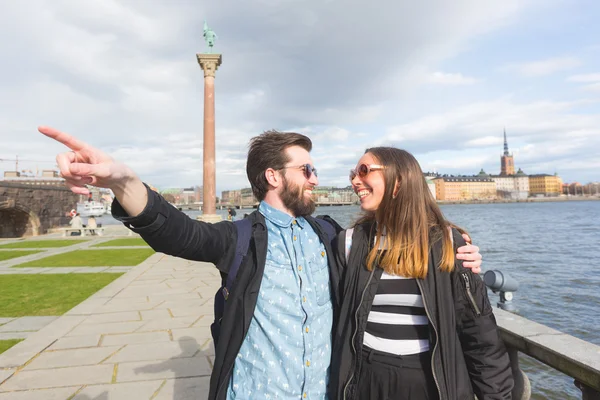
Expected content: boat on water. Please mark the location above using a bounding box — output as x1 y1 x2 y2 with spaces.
76 201 107 218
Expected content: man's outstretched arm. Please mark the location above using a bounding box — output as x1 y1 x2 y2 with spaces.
38 126 148 217
39 125 235 267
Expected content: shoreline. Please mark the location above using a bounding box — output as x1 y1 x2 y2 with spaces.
437 196 600 205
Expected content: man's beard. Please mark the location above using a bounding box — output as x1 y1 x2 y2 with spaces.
280 176 316 217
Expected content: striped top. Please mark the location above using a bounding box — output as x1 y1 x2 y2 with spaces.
363 271 430 355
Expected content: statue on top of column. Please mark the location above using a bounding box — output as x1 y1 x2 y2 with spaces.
203 20 218 53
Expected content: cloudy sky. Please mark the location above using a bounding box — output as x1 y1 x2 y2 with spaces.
1 0 599 193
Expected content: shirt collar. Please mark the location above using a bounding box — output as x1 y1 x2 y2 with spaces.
259 201 307 228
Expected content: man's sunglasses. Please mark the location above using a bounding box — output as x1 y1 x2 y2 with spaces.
349 163 386 181
281 164 318 179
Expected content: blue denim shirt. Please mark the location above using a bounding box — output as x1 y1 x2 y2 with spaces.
227 201 333 399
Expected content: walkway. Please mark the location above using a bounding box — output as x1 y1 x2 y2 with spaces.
0 246 220 399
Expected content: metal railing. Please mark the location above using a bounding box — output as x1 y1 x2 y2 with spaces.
484 270 600 400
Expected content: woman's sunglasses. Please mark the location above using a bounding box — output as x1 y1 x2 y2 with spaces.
282 164 318 180
349 163 386 181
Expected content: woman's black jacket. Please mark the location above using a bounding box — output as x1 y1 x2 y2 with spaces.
329 223 514 400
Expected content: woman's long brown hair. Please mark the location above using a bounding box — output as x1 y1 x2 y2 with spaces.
355 147 460 278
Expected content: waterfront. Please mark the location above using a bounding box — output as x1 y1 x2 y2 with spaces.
96 200 600 399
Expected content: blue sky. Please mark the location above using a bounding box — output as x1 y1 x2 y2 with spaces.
0 0 598 193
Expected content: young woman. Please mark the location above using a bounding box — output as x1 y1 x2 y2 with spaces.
330 147 513 400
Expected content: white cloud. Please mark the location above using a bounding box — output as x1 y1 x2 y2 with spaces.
567 73 600 92
502 57 581 77
567 73 600 82
426 72 480 85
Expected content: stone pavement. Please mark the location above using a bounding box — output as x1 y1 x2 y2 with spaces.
0 317 60 340
0 252 221 399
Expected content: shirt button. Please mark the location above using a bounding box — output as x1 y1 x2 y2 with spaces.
294 236 297 241
306 360 311 367
293 220 297 225
321 251 325 257
305 327 309 333
303 296 307 303
303 393 307 398
298 265 302 271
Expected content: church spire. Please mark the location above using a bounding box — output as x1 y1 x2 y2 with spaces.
503 128 510 156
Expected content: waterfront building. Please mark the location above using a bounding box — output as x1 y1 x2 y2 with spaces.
426 178 436 200
221 189 242 205
529 174 563 197
434 176 496 201
313 186 358 203
1 170 64 187
180 187 197 204
240 187 257 206
482 168 529 200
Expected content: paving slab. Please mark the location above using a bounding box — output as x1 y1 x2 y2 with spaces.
66 321 146 337
0 315 86 368
23 345 122 370
1 364 114 390
0 386 80 400
48 334 101 351
0 332 32 340
101 331 171 346
0 317 59 333
82 311 141 325
72 380 163 399
117 357 212 382
154 376 211 400
103 340 199 363
0 369 16 384
138 317 197 332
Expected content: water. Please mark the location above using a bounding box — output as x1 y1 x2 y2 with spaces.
98 200 600 398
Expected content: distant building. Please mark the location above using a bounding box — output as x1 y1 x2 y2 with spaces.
194 186 203 203
180 187 197 204
483 168 529 200
434 176 496 201
240 188 257 206
221 189 242 205
500 129 515 176
563 182 583 196
2 170 64 187
313 186 358 203
426 179 436 200
529 174 563 197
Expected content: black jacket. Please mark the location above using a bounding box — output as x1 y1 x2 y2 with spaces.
329 222 514 400
112 186 340 400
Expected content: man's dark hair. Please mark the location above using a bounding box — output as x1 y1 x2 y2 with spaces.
246 130 312 201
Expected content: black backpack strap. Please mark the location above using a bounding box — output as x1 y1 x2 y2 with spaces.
314 215 344 243
223 218 252 300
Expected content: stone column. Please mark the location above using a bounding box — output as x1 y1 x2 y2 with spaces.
196 53 222 223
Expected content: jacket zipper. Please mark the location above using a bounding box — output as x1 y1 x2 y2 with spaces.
416 279 442 400
461 273 481 316
343 267 376 400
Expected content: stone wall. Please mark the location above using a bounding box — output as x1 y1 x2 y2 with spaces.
0 183 79 238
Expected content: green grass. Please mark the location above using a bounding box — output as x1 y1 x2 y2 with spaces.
0 250 43 262
0 273 124 316
0 240 88 249
12 248 155 268
92 238 149 247
0 339 23 354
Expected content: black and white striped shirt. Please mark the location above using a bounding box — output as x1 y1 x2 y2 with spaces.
363 271 430 355
345 228 431 355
